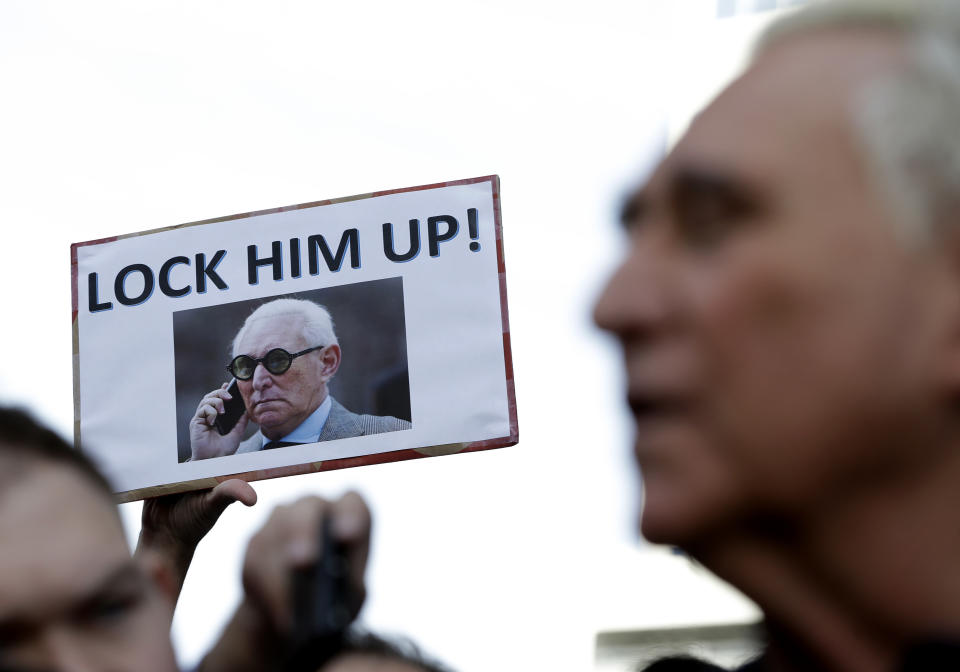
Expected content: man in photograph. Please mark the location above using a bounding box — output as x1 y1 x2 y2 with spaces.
190 298 410 461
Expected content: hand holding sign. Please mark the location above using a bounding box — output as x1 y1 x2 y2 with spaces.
137 478 258 602
190 382 249 460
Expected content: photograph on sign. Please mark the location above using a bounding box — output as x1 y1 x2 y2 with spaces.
71 176 517 501
173 279 411 463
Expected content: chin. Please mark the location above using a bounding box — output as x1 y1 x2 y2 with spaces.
639 481 739 548
639 506 690 546
255 413 289 432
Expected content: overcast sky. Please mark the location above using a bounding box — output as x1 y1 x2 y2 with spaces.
0 2 785 669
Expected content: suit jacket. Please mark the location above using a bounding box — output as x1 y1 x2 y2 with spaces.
235 396 411 454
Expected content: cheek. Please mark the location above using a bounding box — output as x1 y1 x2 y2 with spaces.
687 254 935 509
695 255 815 367
692 258 814 419
282 370 307 400
682 253 851 502
287 364 321 404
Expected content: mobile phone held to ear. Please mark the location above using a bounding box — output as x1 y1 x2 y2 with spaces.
214 379 246 435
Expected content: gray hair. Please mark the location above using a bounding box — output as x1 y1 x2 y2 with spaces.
758 0 960 243
232 298 339 357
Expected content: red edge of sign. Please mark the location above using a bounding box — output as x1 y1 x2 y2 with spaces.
490 176 520 445
76 175 517 501
114 433 520 503
71 237 119 324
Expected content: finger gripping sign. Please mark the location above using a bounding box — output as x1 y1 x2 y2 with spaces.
71 176 518 502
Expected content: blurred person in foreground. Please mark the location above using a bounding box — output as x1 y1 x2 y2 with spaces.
0 407 445 672
594 1 960 670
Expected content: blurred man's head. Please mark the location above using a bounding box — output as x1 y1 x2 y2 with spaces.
230 299 342 440
0 408 178 672
594 0 960 546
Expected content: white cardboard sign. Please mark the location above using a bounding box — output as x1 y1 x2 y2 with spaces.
71 176 517 501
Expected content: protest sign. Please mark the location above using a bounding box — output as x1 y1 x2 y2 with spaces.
71 176 517 502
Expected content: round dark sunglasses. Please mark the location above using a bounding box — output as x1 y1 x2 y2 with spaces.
227 345 325 381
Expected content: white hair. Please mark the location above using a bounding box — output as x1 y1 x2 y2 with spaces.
757 0 960 244
232 298 338 357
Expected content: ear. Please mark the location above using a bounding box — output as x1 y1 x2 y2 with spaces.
318 344 341 381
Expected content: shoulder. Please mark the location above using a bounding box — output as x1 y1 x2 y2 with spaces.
326 398 411 437
235 432 263 453
355 412 412 433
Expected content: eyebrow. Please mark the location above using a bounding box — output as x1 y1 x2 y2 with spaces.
68 563 146 622
669 164 759 211
619 162 762 229
0 562 145 643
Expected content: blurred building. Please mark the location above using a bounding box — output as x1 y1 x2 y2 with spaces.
596 622 761 672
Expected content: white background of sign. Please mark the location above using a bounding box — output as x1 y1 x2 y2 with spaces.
75 181 510 494
0 3 782 671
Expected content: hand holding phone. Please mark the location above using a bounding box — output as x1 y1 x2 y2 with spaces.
189 380 248 460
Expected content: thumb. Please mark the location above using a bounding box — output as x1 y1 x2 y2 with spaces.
205 479 258 520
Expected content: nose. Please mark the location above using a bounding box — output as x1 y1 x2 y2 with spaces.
251 361 276 391
593 233 672 340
